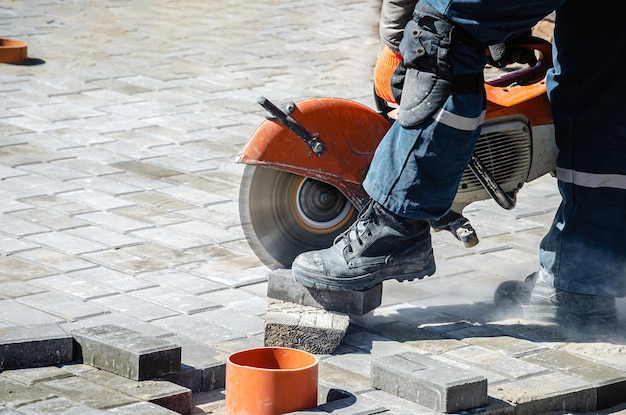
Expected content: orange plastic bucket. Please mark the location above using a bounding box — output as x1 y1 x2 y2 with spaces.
0 39 27 64
226 347 318 415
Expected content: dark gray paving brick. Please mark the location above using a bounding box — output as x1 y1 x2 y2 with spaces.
71 365 192 415
35 376 140 410
520 348 626 410
71 324 181 381
0 324 73 370
371 352 488 413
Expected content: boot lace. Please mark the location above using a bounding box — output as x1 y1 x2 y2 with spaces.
333 200 379 255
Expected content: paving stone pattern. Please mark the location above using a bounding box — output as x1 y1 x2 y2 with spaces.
1 1 625 414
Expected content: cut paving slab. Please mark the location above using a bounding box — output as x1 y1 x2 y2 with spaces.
71 324 181 381
267 268 382 316
0 324 73 370
264 299 350 354
371 351 488 413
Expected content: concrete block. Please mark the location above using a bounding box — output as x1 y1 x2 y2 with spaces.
0 324 73 370
264 300 350 354
201 361 226 392
267 268 381 316
36 376 139 409
71 324 181 381
371 352 488 413
520 349 626 410
69 361 193 415
489 372 596 415
160 363 203 393
0 376 56 409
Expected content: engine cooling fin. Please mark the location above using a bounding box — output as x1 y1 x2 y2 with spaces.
458 116 532 195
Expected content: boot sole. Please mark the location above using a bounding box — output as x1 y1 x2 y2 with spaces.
293 257 436 291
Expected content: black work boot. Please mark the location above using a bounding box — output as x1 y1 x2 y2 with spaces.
429 210 479 248
494 273 618 335
292 200 435 291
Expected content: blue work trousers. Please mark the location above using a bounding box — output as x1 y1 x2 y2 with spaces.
364 0 626 297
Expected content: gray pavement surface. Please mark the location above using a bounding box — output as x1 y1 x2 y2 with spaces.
1 0 625 414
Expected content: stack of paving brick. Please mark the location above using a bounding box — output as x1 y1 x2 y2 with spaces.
1 324 192 414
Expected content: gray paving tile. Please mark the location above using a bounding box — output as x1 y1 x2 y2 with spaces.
16 292 110 322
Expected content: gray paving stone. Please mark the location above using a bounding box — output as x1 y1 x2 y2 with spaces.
127 286 221 315
75 210 153 233
0 324 73 370
35 375 140 410
66 226 144 249
141 270 226 295
157 185 230 207
80 249 169 276
129 227 208 250
14 248 98 273
7 174 84 195
443 344 551 381
0 215 49 237
69 176 144 196
520 348 626 410
149 314 243 344
18 194 96 216
59 312 174 340
0 300 64 325
13 396 108 415
460 332 549 357
16 291 110 322
0 199 33 215
190 307 265 337
0 376 56 409
489 371 596 415
1 366 74 386
69 267 158 293
19 163 91 182
0 281 47 300
267 268 382 316
371 352 488 413
71 365 192 414
71 324 181 381
192 267 268 289
118 191 198 212
362 390 514 415
113 205 189 227
8 208 88 232
24 231 106 255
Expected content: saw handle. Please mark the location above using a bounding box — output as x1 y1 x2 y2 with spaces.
257 96 326 156
486 37 553 87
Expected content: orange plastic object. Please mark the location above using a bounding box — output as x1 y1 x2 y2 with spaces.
236 98 390 210
226 347 319 415
0 39 27 63
374 45 401 104
485 80 552 125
